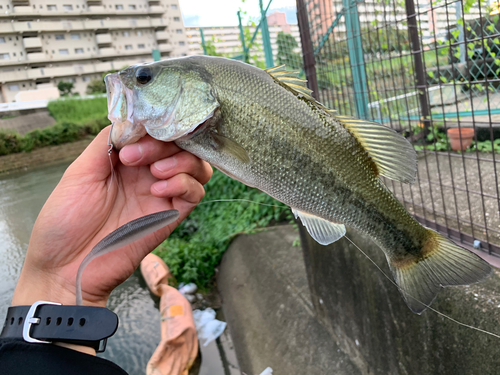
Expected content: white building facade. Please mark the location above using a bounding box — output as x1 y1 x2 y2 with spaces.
0 0 189 102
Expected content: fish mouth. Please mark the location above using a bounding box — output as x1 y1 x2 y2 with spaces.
105 73 146 150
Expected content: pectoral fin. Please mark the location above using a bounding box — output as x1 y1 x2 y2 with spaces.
211 132 250 163
292 208 346 245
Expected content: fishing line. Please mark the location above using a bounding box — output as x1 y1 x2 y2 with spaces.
344 235 500 340
199 198 287 208
176 197 500 338
107 123 116 191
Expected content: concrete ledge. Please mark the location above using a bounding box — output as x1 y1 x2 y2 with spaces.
217 225 361 375
219 225 500 374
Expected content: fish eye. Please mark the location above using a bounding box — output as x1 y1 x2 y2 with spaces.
136 67 152 85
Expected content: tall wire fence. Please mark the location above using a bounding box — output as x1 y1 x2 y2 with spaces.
196 0 500 257
297 0 500 256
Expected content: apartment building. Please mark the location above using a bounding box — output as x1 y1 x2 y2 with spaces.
186 12 301 62
0 0 189 103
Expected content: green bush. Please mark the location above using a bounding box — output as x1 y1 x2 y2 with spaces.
48 97 108 123
155 169 292 288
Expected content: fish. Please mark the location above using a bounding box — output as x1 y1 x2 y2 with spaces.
105 55 491 314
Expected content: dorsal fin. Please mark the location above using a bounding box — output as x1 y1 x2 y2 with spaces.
266 65 415 184
265 65 315 102
335 115 417 184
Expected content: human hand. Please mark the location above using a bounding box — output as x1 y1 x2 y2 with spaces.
12 126 212 309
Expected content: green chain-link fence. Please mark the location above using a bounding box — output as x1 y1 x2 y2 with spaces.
297 0 500 256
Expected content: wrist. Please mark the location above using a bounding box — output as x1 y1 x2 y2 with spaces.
54 342 97 356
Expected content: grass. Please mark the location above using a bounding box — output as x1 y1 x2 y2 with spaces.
155 169 292 288
47 96 108 123
0 96 110 156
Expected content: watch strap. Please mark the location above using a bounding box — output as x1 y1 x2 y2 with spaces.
1 301 119 352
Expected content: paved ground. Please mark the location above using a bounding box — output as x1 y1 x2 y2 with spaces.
0 111 55 134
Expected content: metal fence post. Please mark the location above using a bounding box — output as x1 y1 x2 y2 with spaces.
343 0 369 119
199 28 207 55
237 11 250 63
405 0 431 127
296 0 319 99
260 0 274 68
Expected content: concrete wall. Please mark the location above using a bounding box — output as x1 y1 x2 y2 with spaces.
300 225 500 374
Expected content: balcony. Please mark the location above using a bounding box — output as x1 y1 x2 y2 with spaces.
158 43 173 53
155 31 169 41
96 33 112 45
149 6 164 14
12 6 33 14
88 6 105 13
0 18 161 35
22 37 42 49
26 52 45 61
99 47 115 56
151 18 167 27
0 70 28 83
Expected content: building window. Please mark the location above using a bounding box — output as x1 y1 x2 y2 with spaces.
59 49 69 55
125 45 133 50
129 5 136 10
71 34 80 40
75 48 84 54
176 29 182 34
47 5 57 11
0 37 4 43
137 43 145 49
0 53 9 59
116 4 123 10
179 41 185 46
82 76 90 82
63 5 73 11
9 84 19 91
171 5 178 9
123 31 130 37
55 34 65 40
137 31 142 36
173 17 180 21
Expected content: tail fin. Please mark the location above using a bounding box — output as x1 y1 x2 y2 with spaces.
389 230 492 314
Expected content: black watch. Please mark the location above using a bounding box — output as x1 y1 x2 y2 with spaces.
0 301 119 353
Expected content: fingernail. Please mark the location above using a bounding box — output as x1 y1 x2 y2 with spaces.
155 180 168 193
154 156 177 172
121 144 143 164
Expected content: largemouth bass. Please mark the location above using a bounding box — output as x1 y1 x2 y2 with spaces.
105 56 491 314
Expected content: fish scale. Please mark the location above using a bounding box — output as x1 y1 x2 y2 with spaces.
107 55 491 314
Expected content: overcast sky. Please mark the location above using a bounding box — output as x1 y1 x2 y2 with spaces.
178 0 297 27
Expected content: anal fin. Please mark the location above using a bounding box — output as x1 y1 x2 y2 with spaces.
292 208 346 245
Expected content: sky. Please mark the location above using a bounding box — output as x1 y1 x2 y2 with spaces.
178 0 297 27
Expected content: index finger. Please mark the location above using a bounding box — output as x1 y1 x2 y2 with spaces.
119 135 181 167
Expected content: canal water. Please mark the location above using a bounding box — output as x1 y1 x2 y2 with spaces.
0 161 237 375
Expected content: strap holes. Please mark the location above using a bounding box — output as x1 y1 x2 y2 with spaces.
18 317 23 325
56 317 62 326
10 317 14 325
46 317 51 325
67 317 74 326
79 318 86 327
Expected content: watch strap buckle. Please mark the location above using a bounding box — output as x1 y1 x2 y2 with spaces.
23 301 62 344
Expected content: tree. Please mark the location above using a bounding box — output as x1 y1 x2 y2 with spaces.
205 36 222 57
57 81 74 97
86 79 106 95
276 32 302 70
85 69 119 95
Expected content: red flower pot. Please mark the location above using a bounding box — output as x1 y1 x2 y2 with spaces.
447 128 474 151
